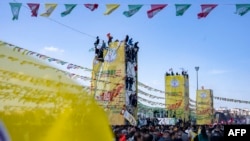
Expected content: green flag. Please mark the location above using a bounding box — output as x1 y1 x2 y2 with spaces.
9 3 22 20
61 4 77 17
175 4 191 16
123 5 143 17
235 4 250 16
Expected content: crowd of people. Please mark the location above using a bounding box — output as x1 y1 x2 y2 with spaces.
112 121 224 141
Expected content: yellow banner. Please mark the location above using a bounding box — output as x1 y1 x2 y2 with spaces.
196 89 214 125
165 75 189 120
91 41 126 125
0 41 113 141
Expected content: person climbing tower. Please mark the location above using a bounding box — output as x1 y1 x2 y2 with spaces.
101 40 107 49
124 35 129 44
107 33 113 46
128 38 133 46
94 36 99 48
132 42 139 62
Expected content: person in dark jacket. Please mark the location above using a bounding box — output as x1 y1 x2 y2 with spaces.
94 36 99 47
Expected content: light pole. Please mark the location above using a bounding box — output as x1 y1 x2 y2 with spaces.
195 66 199 90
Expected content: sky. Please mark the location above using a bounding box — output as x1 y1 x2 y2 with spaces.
1 0 250 110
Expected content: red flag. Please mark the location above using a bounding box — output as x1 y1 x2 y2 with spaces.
27 3 40 17
84 4 98 11
197 4 217 19
147 4 167 18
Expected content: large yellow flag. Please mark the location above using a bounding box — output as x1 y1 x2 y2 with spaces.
0 41 114 141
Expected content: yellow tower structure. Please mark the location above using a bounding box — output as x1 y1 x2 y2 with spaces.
91 35 139 125
196 89 214 125
165 70 190 121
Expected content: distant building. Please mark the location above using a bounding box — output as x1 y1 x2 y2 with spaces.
214 107 250 124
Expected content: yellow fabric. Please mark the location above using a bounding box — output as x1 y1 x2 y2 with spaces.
0 41 114 141
190 131 197 141
104 4 120 15
198 128 201 134
40 3 57 17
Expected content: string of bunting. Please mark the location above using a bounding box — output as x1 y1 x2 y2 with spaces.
138 100 196 112
0 53 175 102
213 96 250 104
6 41 182 95
0 62 196 111
0 68 178 108
137 101 165 110
137 104 200 118
0 65 184 109
12 46 92 71
7 2 250 20
1 53 193 104
0 67 175 106
3 41 250 105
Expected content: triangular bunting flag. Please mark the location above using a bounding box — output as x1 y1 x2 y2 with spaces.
9 3 22 20
40 3 57 17
147 4 167 18
27 3 40 17
84 4 98 11
235 4 250 16
104 4 120 15
175 4 191 16
197 4 218 19
61 4 77 17
123 5 143 17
